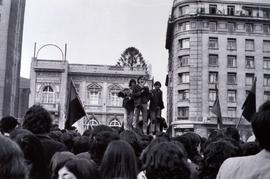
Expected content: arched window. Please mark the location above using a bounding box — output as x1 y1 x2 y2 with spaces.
87 83 102 105
109 85 122 107
109 118 121 127
42 85 54 103
83 118 99 130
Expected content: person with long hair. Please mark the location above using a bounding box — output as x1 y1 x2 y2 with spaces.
0 135 28 179
141 141 191 179
100 140 138 179
10 129 50 179
58 158 100 179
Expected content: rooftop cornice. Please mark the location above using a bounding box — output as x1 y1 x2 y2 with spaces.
173 0 270 9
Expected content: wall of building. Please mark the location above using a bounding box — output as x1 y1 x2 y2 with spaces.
0 0 25 118
29 58 149 132
167 0 270 138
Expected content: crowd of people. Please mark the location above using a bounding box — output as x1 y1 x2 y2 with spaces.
0 100 270 179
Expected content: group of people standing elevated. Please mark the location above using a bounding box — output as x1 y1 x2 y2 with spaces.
119 76 165 134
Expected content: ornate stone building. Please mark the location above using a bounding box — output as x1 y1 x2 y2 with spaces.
166 0 270 139
0 0 26 118
29 53 149 133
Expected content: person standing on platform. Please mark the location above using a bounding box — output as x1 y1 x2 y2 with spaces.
149 81 164 134
119 79 136 130
132 76 150 134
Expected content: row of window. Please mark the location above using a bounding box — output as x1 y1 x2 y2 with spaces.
83 118 121 129
179 4 270 18
40 84 122 107
177 106 236 119
179 89 270 103
178 21 270 34
179 72 270 86
179 55 270 69
177 91 270 119
179 38 270 52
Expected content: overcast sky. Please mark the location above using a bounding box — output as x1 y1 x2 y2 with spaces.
21 0 172 90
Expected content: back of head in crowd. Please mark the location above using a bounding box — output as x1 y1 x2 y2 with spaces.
224 127 240 142
100 140 138 179
10 129 49 179
89 130 119 166
173 132 202 164
252 101 270 151
201 139 239 179
72 136 90 155
142 141 191 179
90 124 114 139
1 116 19 135
120 130 142 157
58 158 100 179
0 135 28 179
23 105 52 134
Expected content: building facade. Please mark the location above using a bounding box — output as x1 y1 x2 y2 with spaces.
0 0 25 118
17 77 30 121
166 0 270 139
29 57 149 133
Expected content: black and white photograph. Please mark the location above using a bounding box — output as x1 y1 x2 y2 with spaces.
0 0 270 178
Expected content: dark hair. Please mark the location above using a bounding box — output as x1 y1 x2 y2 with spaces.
72 136 90 155
173 132 202 164
82 128 92 137
140 137 168 170
100 140 138 179
23 105 52 134
154 81 161 87
252 105 270 150
90 131 119 166
120 130 142 157
202 139 239 179
60 131 76 151
64 158 100 179
50 151 76 179
129 79 136 87
137 76 145 83
91 125 114 139
224 127 240 142
241 142 261 156
48 130 63 142
10 129 49 179
0 135 28 179
143 142 190 179
1 116 18 133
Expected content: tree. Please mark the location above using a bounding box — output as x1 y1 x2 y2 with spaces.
116 47 148 74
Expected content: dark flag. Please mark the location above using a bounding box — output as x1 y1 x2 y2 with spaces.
211 85 223 129
65 80 86 129
165 74 169 86
242 77 256 122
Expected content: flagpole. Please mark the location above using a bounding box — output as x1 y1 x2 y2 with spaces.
235 114 243 128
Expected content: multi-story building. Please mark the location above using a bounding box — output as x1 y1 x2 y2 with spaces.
0 0 25 118
29 52 150 133
166 0 270 139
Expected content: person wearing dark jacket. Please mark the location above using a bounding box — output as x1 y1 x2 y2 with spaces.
118 79 136 130
149 81 164 134
132 76 150 134
22 105 67 167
